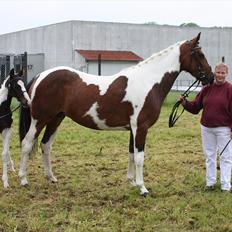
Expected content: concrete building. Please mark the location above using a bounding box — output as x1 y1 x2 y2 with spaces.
0 20 231 86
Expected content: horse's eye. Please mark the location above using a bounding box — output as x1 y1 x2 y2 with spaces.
199 53 205 58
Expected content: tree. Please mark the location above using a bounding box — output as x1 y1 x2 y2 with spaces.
180 22 199 27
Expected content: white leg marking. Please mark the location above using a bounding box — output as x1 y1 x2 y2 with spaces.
19 119 37 186
127 153 136 186
2 128 13 188
41 132 57 182
131 124 149 195
134 151 149 195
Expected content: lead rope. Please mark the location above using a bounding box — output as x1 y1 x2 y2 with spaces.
0 104 21 119
169 80 200 128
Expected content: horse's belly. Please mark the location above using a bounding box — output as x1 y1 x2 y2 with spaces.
70 114 130 131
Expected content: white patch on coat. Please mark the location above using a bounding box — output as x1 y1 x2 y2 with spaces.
0 77 10 105
85 102 128 130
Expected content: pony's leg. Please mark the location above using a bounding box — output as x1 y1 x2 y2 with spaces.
19 118 42 186
127 130 136 186
132 126 149 196
2 128 15 172
2 128 13 188
41 114 64 182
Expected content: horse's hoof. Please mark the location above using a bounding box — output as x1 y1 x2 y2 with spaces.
22 183 29 188
140 186 149 196
20 178 29 187
3 182 9 188
140 191 149 197
47 175 58 183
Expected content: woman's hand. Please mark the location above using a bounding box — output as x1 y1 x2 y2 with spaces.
179 95 186 106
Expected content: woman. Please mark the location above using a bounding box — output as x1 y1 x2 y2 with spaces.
180 62 232 191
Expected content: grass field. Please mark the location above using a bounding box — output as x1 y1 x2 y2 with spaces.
1 92 232 232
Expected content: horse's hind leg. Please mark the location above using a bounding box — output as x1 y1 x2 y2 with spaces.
41 114 65 183
19 118 43 186
2 128 14 188
127 130 136 186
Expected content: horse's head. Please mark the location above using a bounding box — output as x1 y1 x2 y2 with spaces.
5 69 29 107
180 33 214 85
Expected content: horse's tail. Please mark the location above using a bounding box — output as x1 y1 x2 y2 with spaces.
19 78 35 142
19 78 38 156
19 106 38 157
19 105 31 142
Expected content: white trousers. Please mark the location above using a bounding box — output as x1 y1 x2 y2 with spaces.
201 125 232 191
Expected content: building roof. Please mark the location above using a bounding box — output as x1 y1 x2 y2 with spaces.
76 50 143 61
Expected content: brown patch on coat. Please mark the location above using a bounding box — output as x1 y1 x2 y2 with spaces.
97 76 133 128
31 70 100 129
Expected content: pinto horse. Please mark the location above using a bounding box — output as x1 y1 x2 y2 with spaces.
19 33 213 195
0 69 30 188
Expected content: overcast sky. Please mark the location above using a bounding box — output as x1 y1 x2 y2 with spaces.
0 0 231 35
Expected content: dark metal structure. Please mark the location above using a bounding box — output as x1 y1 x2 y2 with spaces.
0 52 27 84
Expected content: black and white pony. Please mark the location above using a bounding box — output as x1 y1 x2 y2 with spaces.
0 69 30 188
19 34 213 195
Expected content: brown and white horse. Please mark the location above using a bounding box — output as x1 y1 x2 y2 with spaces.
0 69 30 188
19 33 213 195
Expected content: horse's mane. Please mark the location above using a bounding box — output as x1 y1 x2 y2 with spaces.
141 40 185 66
126 40 186 72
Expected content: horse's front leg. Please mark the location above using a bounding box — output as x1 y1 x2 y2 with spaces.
132 126 149 196
2 128 14 188
127 130 136 186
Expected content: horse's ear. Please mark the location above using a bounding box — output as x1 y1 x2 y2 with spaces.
191 32 201 47
9 68 15 78
18 70 23 77
196 32 201 41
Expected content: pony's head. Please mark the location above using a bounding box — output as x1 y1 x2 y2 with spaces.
180 33 214 85
5 69 29 107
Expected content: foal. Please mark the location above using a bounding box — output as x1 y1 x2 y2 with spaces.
0 69 30 188
19 33 213 195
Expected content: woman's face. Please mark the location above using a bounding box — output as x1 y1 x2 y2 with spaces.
214 66 228 85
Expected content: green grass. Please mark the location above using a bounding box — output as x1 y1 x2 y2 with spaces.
1 92 232 232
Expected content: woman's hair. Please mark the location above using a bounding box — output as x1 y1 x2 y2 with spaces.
215 62 228 73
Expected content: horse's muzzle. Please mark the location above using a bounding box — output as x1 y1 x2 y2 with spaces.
201 73 214 86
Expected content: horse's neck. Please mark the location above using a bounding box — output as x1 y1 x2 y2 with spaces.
157 71 180 104
0 95 12 115
132 43 181 82
131 45 181 95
